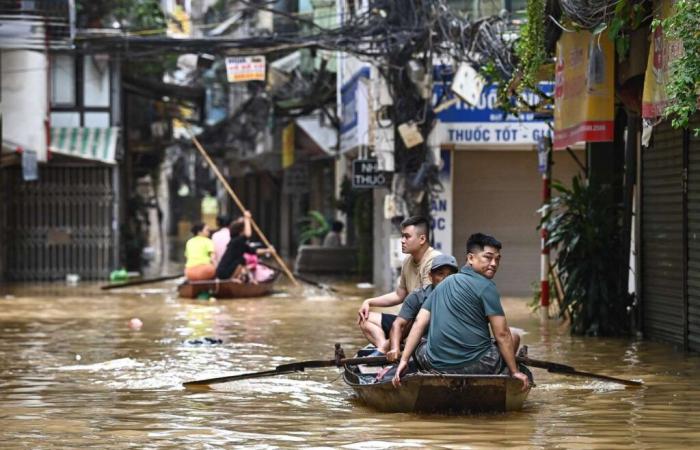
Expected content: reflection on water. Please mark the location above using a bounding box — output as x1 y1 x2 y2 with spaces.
1 281 699 448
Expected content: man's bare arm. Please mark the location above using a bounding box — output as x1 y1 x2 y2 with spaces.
358 287 408 322
489 315 529 390
387 317 409 361
392 309 430 387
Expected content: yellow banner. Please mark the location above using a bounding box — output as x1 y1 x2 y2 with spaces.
282 123 295 169
554 30 615 149
642 0 681 119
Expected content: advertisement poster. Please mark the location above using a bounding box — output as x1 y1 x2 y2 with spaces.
553 30 614 149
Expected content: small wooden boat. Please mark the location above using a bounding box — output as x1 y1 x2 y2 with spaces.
343 352 533 414
178 271 280 299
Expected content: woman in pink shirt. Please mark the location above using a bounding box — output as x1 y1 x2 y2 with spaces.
211 215 232 266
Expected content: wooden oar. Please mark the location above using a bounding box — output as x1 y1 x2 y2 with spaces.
517 356 643 387
101 274 182 290
189 131 299 287
183 355 387 388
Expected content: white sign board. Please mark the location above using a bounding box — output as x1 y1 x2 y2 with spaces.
431 149 452 255
225 56 266 83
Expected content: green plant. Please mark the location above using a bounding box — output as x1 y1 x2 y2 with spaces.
540 176 632 336
655 0 700 133
606 0 648 62
77 0 166 32
515 0 547 90
298 211 330 245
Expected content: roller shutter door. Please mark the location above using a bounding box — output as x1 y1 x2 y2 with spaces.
642 121 684 346
451 150 584 296
687 118 700 351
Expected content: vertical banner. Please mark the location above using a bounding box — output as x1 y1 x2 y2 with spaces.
554 30 615 149
282 123 295 169
642 0 680 120
431 149 452 254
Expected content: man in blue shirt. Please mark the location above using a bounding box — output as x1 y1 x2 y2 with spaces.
392 233 529 391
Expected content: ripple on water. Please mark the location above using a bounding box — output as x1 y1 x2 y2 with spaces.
2 283 700 449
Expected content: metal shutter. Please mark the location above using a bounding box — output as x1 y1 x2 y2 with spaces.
688 118 700 351
642 121 685 346
0 165 115 281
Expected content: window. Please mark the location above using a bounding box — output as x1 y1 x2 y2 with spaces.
50 54 75 106
83 55 110 107
49 53 111 127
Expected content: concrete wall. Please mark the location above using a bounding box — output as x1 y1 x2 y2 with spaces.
372 187 396 292
1 50 47 161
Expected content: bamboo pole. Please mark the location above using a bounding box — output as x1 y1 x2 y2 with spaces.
189 131 300 287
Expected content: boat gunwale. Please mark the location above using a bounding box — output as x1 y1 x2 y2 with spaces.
342 366 527 388
178 271 281 287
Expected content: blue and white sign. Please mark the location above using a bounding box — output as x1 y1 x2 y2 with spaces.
431 149 452 254
340 66 370 152
434 82 553 147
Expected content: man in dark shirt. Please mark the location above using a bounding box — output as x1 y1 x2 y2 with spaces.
393 233 529 391
385 254 459 363
215 211 273 281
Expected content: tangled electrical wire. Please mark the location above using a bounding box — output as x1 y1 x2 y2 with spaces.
558 0 622 29
77 0 520 216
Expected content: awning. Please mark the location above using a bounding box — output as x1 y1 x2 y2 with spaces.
50 127 119 164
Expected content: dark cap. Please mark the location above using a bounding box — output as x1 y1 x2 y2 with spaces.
430 254 459 272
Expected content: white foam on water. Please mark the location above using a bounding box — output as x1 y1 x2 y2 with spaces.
56 357 145 372
538 381 626 392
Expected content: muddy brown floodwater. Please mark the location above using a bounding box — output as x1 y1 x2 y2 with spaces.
1 280 700 449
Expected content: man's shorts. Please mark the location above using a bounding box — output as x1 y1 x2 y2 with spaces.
414 340 508 375
380 313 397 337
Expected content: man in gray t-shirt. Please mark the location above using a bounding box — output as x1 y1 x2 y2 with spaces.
393 233 529 391
385 254 459 363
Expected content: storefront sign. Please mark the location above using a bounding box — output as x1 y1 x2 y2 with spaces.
434 83 552 147
352 159 387 189
554 30 615 149
430 149 452 253
340 66 370 152
225 56 266 83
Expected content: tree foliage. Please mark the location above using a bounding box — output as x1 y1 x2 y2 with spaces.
656 0 700 133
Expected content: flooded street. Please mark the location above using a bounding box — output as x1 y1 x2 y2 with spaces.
1 281 700 449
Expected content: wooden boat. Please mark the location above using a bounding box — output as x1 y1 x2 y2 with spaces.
343 351 533 414
178 271 280 299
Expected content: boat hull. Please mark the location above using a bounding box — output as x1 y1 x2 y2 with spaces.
178 273 279 299
343 367 531 414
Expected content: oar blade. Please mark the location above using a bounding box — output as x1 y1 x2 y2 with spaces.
517 356 643 387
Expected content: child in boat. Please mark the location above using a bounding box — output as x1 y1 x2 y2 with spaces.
184 223 215 280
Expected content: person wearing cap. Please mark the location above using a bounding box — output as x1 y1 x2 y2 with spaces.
392 232 529 392
357 216 440 355
385 254 459 363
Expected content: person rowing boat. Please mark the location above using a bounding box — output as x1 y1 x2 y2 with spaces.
393 233 529 391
